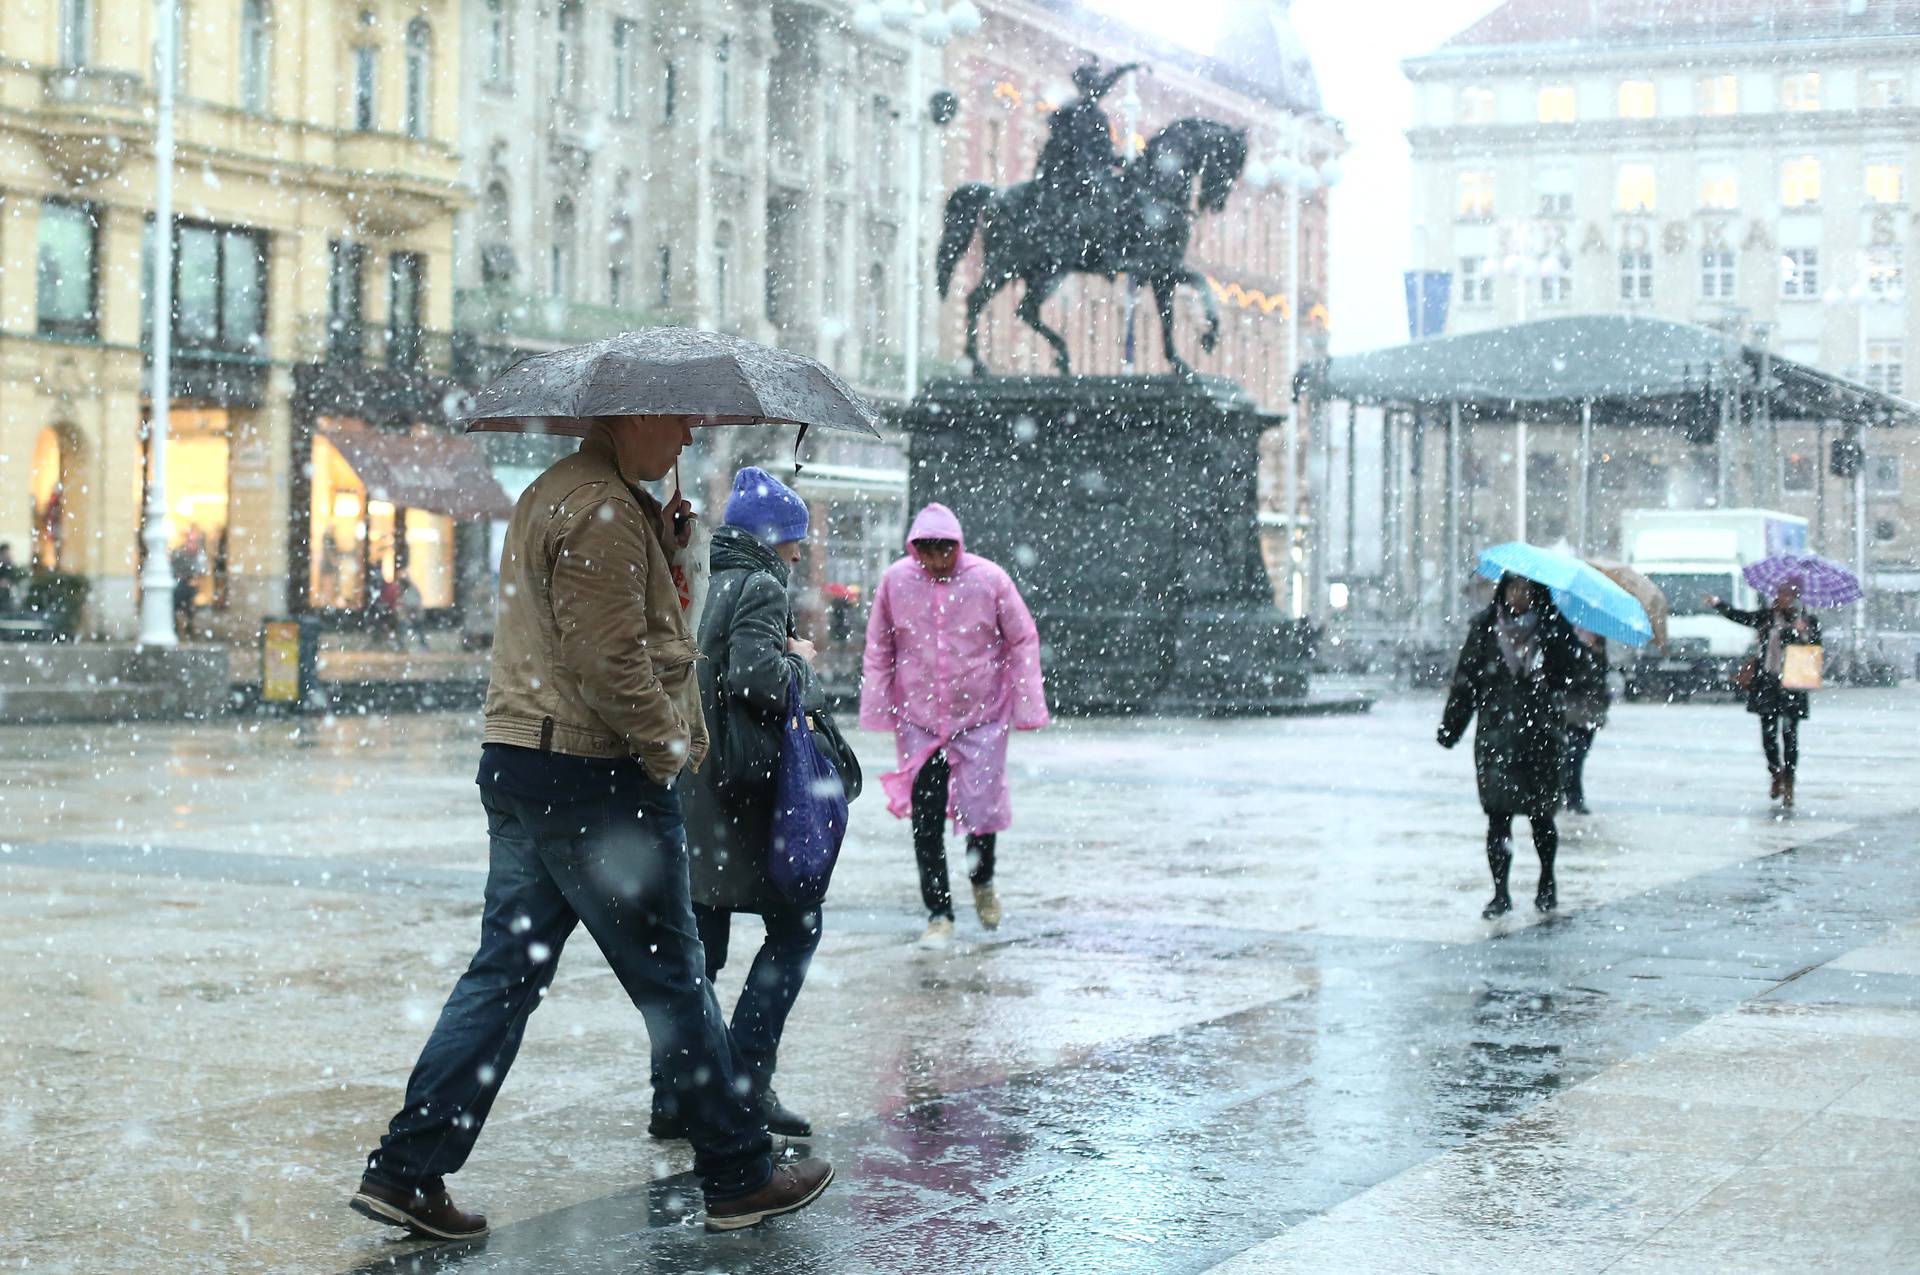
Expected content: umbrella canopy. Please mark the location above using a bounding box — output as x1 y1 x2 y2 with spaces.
457 327 885 438
1742 553 1863 608
1586 559 1669 650
1475 542 1655 648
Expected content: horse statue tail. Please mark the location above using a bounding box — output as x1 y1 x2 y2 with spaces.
936 183 994 297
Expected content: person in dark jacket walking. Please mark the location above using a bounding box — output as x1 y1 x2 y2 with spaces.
1438 574 1580 918
1705 582 1821 809
1560 629 1610 814
664 467 825 1141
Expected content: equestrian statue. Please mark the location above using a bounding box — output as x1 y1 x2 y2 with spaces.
935 62 1248 377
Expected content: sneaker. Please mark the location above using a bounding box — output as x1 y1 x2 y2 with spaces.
761 1088 812 1138
915 917 955 949
705 1156 833 1231
972 882 1002 930
349 1175 488 1241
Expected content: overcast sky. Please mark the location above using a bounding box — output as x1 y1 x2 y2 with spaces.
1089 0 1506 354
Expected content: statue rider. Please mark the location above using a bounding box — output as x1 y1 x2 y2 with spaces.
1035 61 1140 208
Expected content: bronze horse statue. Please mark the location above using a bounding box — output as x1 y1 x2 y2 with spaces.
935 117 1248 377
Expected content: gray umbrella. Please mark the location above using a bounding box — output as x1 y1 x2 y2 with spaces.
456 327 884 438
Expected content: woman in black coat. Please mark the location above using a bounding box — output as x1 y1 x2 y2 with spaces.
1438 574 1580 917
1706 581 1821 809
656 470 823 1141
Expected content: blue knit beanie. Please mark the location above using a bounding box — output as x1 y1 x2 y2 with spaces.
723 466 810 545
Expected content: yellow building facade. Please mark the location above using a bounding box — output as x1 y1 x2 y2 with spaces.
0 0 464 640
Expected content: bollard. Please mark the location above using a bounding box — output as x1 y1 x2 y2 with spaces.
260 616 321 712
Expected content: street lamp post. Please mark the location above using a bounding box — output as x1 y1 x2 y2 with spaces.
138 0 180 648
853 0 980 400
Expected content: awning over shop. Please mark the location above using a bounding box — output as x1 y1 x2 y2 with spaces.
320 425 515 520
1299 315 1920 426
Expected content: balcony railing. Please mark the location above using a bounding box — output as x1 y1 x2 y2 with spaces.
41 67 146 112
294 315 456 378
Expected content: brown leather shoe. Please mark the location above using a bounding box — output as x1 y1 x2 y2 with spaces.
1782 769 1796 809
1770 771 1783 800
705 1156 833 1231
349 1175 488 1241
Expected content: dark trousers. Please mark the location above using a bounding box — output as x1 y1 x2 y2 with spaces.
692 902 822 1089
910 752 996 921
1561 726 1596 807
1760 713 1800 774
365 775 771 1201
1486 812 1557 887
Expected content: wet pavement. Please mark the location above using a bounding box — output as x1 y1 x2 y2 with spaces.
3 690 1919 1272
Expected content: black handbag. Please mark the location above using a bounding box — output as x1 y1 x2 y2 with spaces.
711 666 782 798
807 705 863 803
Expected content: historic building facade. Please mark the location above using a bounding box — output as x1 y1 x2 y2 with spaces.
0 0 468 641
1403 0 1920 629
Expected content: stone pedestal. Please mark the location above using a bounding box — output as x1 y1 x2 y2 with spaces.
901 375 1316 714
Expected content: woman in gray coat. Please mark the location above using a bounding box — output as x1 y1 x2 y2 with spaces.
654 468 821 1140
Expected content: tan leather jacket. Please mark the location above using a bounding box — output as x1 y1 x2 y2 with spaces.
482 433 709 783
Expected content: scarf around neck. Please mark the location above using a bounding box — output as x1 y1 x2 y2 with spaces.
1494 606 1542 678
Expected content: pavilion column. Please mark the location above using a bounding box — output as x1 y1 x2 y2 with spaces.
1446 399 1461 627
1577 398 1593 551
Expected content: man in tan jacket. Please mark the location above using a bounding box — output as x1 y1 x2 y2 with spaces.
352 416 832 1238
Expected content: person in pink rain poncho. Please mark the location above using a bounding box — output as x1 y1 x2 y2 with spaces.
859 503 1050 948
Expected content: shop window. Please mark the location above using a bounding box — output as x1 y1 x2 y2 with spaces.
147 409 231 611
309 432 368 609
36 200 99 340
405 509 455 608
31 427 69 571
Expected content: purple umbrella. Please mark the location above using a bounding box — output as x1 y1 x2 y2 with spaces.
1741 553 1862 608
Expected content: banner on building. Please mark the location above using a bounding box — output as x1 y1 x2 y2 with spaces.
1403 271 1452 340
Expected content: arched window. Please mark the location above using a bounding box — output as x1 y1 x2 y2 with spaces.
554 0 580 100
483 0 509 85
239 0 271 114
403 19 431 138
58 0 89 67
550 197 577 299
480 179 515 283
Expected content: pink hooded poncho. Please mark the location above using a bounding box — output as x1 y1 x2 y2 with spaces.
858 504 1050 834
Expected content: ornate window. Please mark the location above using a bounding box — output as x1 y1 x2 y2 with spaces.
402 19 431 138
59 0 90 68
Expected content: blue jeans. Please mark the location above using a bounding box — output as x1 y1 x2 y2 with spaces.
693 903 823 1089
364 770 772 1200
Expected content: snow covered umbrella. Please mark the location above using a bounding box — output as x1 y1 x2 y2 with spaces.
455 327 885 439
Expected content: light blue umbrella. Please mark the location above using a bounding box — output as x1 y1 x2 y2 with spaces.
1475 542 1654 647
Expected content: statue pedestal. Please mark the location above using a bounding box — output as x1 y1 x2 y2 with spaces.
901 375 1319 715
